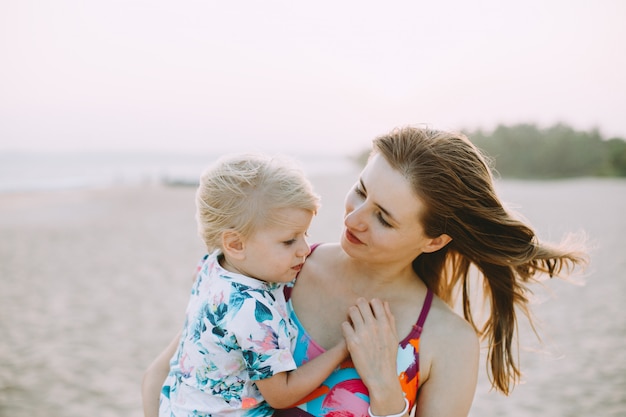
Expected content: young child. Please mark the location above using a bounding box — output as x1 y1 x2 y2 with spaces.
159 154 348 417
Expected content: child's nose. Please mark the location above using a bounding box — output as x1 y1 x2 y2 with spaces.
297 240 311 257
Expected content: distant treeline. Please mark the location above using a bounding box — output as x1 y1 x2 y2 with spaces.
356 123 626 179
465 123 626 179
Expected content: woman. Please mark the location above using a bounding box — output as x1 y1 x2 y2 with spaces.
143 126 588 417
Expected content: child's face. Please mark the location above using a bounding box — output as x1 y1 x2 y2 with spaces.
239 207 313 283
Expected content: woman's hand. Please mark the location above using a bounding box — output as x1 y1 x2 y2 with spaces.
342 298 408 416
342 298 398 383
142 332 180 417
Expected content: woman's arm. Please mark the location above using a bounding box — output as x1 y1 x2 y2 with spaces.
254 339 348 409
413 315 479 417
141 331 181 417
414 354 479 416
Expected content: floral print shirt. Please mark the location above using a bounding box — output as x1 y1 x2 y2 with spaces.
160 251 297 417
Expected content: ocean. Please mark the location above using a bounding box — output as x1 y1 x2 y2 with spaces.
0 151 357 193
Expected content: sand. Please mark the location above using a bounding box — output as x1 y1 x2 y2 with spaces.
0 171 357 417
1 174 624 417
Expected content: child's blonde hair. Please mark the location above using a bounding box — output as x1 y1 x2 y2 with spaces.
195 153 320 253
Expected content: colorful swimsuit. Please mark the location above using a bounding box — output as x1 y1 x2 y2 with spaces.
276 248 433 417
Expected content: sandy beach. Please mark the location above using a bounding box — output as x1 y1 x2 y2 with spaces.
0 171 357 417
1 173 624 417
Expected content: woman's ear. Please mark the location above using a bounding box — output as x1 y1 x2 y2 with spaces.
221 229 245 260
423 233 452 253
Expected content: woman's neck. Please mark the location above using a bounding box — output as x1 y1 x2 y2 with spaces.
341 253 425 300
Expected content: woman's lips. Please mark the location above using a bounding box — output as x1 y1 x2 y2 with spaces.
345 229 363 244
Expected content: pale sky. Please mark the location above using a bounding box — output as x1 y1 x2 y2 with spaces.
1 0 625 155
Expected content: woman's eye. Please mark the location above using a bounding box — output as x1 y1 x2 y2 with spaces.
377 213 392 228
354 185 365 197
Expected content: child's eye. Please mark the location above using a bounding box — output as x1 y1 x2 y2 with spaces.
283 239 296 246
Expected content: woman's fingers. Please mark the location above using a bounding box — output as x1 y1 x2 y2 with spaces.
366 298 396 335
347 297 371 329
383 300 397 337
344 298 397 340
369 298 387 320
342 298 400 388
341 319 355 339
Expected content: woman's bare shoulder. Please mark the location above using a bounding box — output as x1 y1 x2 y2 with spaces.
296 243 350 295
304 243 342 272
309 242 342 257
424 295 479 355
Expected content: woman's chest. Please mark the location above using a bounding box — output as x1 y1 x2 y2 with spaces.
290 279 353 350
290 278 426 349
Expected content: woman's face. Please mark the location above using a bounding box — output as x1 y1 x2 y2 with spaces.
342 153 433 265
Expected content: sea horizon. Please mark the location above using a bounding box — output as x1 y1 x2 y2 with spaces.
0 150 360 193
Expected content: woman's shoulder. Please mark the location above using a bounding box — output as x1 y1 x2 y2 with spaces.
424 295 480 354
310 242 341 254
306 242 342 267
297 243 342 284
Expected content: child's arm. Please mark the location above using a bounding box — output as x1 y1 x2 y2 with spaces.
254 339 348 409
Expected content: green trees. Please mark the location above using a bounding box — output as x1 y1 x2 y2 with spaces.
465 123 626 179
353 123 626 179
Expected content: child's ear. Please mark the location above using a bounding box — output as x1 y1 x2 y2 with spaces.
222 229 245 260
423 233 452 254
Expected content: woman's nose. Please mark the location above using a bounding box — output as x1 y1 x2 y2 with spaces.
345 203 367 231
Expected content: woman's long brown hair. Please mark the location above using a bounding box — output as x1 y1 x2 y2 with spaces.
373 126 588 394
